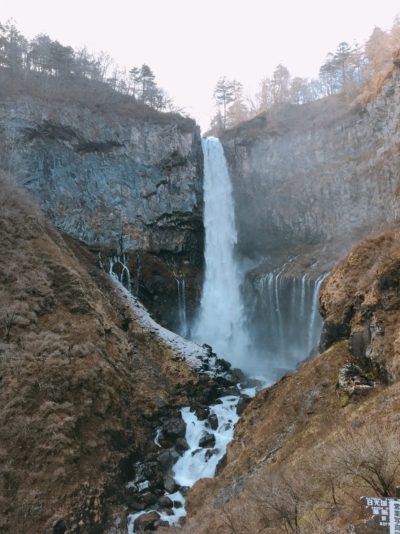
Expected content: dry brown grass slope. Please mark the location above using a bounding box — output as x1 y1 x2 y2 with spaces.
171 229 400 534
0 174 195 533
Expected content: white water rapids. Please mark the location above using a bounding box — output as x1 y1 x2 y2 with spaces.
192 137 251 368
126 388 257 533
110 277 261 533
172 395 241 486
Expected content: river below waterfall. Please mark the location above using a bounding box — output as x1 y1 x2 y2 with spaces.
127 385 260 533
116 137 327 532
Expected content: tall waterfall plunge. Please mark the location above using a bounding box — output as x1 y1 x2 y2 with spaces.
192 137 251 369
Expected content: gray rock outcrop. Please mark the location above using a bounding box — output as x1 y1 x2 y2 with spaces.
0 98 204 260
0 97 204 328
221 63 400 261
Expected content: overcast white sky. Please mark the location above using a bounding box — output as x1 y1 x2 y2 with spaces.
2 0 400 129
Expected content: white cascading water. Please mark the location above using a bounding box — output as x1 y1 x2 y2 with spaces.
126 390 257 533
192 137 250 368
307 272 329 349
109 254 132 292
172 395 240 486
252 270 329 373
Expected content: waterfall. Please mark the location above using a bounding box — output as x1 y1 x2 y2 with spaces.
109 254 131 292
308 273 329 349
176 276 188 337
251 270 328 372
192 137 250 368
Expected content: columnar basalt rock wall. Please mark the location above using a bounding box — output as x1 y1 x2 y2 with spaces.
221 64 400 260
0 98 204 258
0 98 204 328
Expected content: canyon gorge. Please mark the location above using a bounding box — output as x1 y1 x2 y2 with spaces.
1 35 400 534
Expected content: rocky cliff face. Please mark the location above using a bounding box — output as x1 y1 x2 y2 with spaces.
0 98 203 256
320 228 400 382
222 63 400 261
0 97 204 328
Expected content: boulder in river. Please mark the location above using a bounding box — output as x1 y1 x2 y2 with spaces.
192 404 210 420
141 492 159 506
158 495 173 509
163 475 178 493
175 437 190 454
162 417 186 440
205 448 220 460
134 511 160 531
208 413 219 430
158 450 179 471
199 431 216 448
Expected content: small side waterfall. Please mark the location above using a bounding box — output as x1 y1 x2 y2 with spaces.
308 274 328 350
175 276 188 337
251 270 328 372
109 254 132 292
192 137 250 368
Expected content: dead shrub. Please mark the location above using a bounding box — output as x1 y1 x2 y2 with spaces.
331 425 400 498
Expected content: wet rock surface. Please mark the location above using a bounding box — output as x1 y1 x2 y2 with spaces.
133 511 160 531
198 431 216 448
208 413 219 430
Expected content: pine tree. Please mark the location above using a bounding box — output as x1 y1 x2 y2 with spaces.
213 77 236 129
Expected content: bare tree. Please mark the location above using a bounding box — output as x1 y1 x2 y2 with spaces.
332 427 400 498
248 470 304 533
0 300 25 342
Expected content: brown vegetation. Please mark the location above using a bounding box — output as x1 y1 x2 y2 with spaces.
166 230 400 533
0 67 194 131
320 229 400 379
0 174 196 533
214 20 400 134
170 346 400 533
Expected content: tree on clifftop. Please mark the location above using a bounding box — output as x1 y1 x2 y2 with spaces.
128 63 170 110
365 27 393 77
0 20 27 70
271 64 291 104
225 81 249 128
213 77 236 129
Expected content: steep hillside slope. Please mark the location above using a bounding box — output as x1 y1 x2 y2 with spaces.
0 176 201 533
176 229 400 533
